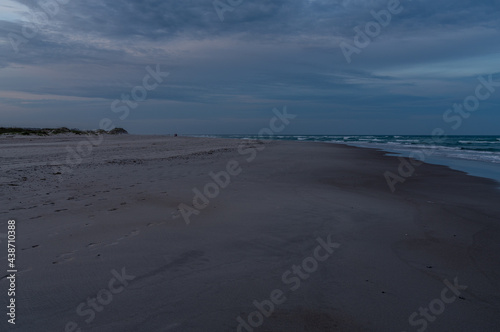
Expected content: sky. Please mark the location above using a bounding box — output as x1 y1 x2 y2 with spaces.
0 0 499 135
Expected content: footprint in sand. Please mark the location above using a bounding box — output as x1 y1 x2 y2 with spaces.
86 242 104 251
120 229 140 240
1 267 33 279
105 229 141 246
52 251 75 264
21 244 39 251
17 267 33 276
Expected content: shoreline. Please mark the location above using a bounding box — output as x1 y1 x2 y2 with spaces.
1 135 500 331
188 134 500 187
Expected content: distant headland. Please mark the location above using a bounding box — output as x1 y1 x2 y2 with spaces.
0 127 128 136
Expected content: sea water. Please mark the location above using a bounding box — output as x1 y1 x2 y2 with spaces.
199 135 500 185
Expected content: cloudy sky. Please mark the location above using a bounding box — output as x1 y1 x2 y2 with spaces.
0 0 499 134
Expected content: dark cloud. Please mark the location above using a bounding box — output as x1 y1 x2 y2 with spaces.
0 0 499 134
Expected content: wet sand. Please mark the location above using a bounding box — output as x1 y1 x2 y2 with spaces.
1 135 499 331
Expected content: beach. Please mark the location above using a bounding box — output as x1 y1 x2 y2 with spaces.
1 135 500 331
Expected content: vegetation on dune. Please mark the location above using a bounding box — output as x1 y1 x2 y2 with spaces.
108 127 128 135
0 127 128 136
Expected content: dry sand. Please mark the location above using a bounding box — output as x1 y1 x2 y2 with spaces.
1 135 499 331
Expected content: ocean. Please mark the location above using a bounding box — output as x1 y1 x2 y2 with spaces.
197 135 500 185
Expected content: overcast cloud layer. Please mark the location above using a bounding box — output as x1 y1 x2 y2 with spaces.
0 0 499 134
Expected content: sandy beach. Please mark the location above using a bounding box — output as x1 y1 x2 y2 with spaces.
1 135 500 331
